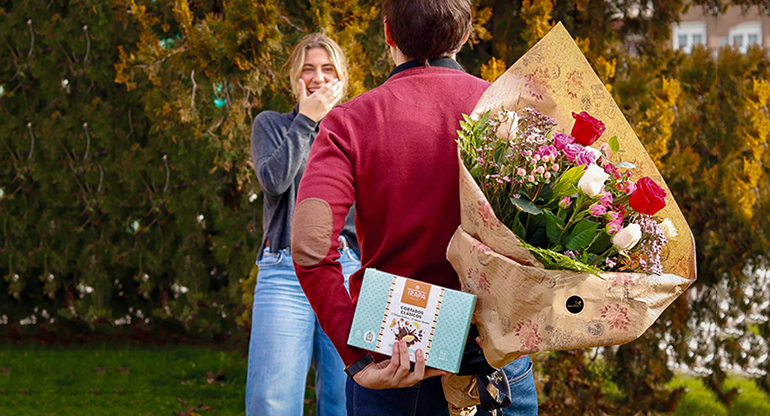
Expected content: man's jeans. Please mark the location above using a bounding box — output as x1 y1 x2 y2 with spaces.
345 355 537 416
477 355 538 416
245 246 360 416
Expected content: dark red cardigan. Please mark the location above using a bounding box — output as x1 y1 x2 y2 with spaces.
293 65 490 365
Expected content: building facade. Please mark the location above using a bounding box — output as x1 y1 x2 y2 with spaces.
673 6 768 53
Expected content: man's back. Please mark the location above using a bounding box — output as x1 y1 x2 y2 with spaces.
294 61 489 363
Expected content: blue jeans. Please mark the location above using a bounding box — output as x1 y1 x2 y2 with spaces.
344 355 536 416
245 245 360 416
346 376 449 416
476 355 538 416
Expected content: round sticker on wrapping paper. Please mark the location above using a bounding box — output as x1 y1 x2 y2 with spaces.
566 296 584 314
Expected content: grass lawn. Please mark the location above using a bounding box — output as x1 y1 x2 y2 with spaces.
0 344 253 416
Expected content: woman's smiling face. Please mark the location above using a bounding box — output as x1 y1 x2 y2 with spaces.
300 47 338 95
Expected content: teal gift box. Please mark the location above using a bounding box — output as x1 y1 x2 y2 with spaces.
347 268 477 373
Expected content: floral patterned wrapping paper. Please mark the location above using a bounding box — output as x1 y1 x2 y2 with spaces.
441 23 696 413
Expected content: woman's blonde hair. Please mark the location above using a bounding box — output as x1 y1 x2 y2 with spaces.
288 33 349 99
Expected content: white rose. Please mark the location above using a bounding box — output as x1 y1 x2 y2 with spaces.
612 223 642 251
495 112 520 140
585 146 602 160
660 218 678 240
578 164 610 197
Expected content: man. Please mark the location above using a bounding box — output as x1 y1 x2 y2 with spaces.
292 0 536 414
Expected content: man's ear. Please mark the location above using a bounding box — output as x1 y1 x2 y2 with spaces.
384 20 396 47
461 29 471 45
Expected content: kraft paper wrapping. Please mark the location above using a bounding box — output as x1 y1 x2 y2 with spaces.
444 22 697 378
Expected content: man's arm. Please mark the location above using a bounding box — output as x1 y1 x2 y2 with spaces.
292 107 447 388
291 106 364 365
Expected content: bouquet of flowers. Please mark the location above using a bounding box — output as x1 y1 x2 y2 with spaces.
443 22 695 370
456 107 678 277
441 22 696 415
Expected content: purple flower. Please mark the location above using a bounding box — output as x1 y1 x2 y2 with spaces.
563 143 583 163
553 132 574 150
574 148 597 166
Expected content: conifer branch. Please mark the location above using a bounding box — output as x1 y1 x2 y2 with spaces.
27 122 34 159
163 155 170 193
27 20 34 56
83 25 90 62
83 122 91 160
126 109 134 140
190 70 197 107
97 163 104 193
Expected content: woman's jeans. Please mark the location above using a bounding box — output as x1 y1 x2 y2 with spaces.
245 245 360 416
345 355 537 416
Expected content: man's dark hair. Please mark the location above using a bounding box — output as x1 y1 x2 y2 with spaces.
382 0 472 66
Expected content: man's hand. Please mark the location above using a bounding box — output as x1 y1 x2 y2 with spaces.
352 340 448 389
297 78 343 122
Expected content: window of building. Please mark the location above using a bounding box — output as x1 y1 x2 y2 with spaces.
729 22 762 53
673 22 707 53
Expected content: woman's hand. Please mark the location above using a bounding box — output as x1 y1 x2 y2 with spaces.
298 78 344 122
352 340 448 389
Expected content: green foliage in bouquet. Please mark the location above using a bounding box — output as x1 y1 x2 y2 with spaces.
457 107 676 276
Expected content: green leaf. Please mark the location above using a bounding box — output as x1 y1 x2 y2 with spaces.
517 241 604 278
565 219 599 251
542 209 565 245
587 231 612 254
615 161 637 169
510 197 543 215
609 136 619 153
550 165 585 200
512 218 527 240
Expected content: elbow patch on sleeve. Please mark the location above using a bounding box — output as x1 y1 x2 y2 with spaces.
291 198 334 267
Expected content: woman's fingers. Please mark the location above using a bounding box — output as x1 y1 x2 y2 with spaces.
299 79 342 122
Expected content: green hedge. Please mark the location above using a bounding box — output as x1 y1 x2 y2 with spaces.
0 0 260 342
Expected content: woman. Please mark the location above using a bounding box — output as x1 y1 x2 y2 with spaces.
245 33 359 416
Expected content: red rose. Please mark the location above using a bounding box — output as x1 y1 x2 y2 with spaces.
629 177 667 215
571 111 606 146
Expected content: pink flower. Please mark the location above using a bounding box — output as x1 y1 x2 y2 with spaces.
559 196 572 209
527 175 535 182
551 164 560 171
598 192 613 206
537 145 559 160
553 132 574 150
621 180 637 195
536 166 545 174
605 211 623 234
517 168 527 176
603 163 618 176
589 204 607 216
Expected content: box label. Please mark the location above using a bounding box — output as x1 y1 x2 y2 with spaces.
348 268 476 373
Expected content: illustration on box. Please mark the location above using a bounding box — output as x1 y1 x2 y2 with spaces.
377 278 439 359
